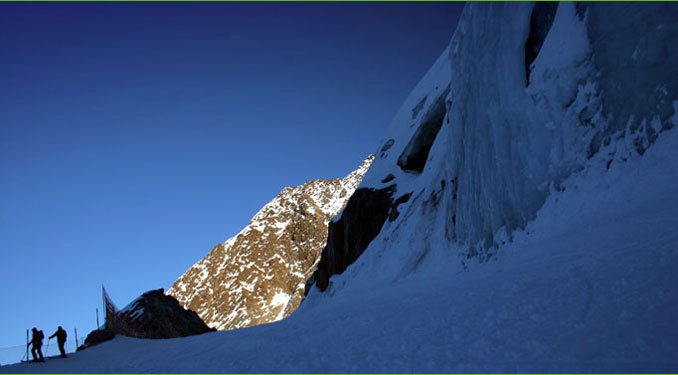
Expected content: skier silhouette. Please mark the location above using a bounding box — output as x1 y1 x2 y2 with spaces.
28 327 45 362
49 326 68 358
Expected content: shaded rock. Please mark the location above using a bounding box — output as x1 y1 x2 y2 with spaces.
313 185 396 291
381 174 396 183
117 289 215 339
76 329 115 352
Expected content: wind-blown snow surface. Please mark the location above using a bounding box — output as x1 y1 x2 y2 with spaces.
3 127 678 372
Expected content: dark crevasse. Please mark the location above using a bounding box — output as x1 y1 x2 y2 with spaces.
524 2 558 86
396 86 451 174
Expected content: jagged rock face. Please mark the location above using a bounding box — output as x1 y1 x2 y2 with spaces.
167 156 373 330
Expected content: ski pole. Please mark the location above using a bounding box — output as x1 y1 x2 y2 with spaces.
44 338 51 357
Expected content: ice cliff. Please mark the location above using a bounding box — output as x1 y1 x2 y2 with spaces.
311 2 678 292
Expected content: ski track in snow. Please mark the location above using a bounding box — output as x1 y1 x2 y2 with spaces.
3 128 678 373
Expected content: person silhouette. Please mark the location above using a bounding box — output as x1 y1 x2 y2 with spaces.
49 326 68 358
28 327 45 362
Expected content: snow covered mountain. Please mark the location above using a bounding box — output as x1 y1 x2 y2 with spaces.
311 2 678 292
4 127 678 372
4 3 677 372
167 156 373 330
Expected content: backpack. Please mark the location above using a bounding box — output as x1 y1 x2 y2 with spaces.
38 330 44 341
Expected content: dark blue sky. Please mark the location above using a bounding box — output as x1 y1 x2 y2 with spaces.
0 2 464 348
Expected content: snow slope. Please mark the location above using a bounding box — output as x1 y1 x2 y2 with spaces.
3 126 677 373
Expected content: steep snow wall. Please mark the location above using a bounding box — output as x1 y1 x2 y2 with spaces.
312 2 678 291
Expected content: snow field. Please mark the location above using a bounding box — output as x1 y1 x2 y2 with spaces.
4 127 678 373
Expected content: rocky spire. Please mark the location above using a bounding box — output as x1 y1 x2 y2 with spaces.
167 155 374 330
